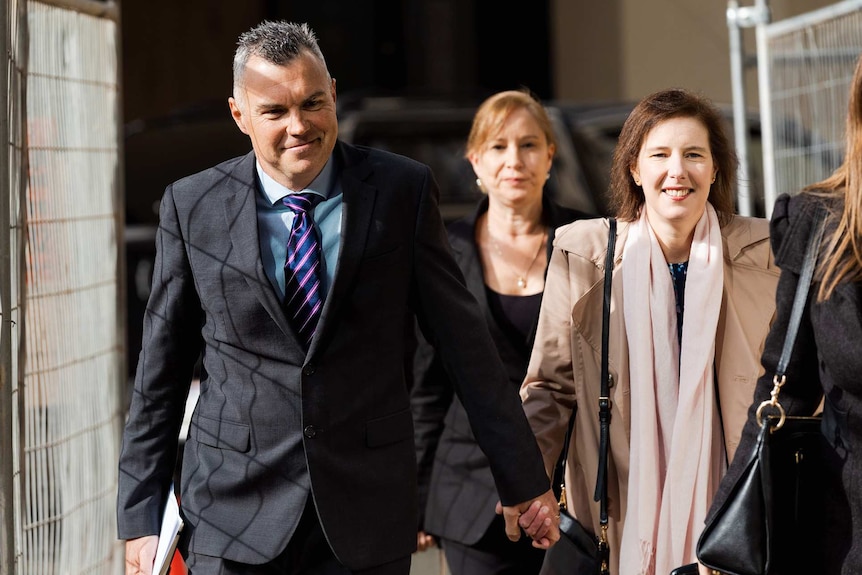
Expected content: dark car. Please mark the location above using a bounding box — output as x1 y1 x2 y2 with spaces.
337 96 615 221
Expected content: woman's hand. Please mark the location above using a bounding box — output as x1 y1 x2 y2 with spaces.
416 530 437 552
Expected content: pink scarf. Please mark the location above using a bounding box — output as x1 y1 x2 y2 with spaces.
619 204 726 575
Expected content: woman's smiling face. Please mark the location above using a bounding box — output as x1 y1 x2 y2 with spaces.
631 116 717 232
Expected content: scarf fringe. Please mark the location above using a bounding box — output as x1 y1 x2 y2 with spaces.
639 539 656 575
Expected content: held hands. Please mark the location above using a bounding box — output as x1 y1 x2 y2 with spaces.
416 530 438 552
125 535 158 575
496 488 561 549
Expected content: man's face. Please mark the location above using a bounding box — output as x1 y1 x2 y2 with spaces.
229 51 338 191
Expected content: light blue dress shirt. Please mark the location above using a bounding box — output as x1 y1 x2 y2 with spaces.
255 159 343 303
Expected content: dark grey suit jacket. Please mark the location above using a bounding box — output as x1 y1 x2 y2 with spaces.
117 142 550 570
411 196 587 545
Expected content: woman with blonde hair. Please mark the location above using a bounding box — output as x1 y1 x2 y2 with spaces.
411 89 588 575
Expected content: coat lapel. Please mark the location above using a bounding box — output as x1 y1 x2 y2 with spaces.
309 144 377 355
222 153 304 353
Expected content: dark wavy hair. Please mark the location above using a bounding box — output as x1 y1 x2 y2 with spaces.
610 88 737 226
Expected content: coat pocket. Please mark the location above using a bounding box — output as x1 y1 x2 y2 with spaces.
192 414 250 452
366 409 413 448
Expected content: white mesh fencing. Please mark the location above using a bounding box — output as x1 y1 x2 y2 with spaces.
2 1 125 573
761 0 862 213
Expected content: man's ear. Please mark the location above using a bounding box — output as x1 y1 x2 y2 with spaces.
228 97 250 135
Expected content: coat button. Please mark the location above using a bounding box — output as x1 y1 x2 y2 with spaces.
303 425 317 438
303 365 315 376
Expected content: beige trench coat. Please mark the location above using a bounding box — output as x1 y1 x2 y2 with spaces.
521 216 779 573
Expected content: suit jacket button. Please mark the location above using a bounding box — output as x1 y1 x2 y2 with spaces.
303 365 315 376
303 425 317 438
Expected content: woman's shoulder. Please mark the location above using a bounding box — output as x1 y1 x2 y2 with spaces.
770 191 836 271
721 215 777 273
554 216 619 252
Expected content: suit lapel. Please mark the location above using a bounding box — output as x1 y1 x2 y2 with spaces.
451 201 498 334
222 153 305 354
309 144 377 355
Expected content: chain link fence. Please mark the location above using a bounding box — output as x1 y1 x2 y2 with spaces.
1 1 124 573
758 0 862 214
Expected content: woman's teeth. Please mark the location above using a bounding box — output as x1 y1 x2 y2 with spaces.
664 189 690 198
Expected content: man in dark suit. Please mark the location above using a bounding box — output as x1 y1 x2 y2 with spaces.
118 20 558 575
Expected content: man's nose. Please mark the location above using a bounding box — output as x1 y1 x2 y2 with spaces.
284 111 309 135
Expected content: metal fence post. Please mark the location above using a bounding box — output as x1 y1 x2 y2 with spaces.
0 0 15 570
727 0 771 218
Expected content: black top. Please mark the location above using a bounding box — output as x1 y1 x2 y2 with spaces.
668 261 688 345
485 288 543 350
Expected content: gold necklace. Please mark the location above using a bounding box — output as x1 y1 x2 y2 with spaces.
488 228 547 289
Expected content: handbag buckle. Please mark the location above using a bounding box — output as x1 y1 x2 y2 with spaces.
756 374 787 430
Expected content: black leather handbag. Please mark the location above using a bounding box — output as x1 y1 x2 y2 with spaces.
539 218 615 575
696 207 836 575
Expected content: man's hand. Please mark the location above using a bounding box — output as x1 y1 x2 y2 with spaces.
125 535 158 575
496 488 560 549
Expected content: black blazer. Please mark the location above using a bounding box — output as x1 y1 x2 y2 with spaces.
117 142 552 570
411 195 588 544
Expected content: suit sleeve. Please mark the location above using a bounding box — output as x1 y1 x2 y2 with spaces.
117 184 203 539
410 324 452 529
410 167 550 505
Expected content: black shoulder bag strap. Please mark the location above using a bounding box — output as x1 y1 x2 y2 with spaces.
554 218 615 574
594 217 615 572
756 204 826 426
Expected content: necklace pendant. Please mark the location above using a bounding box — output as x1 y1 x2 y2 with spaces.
517 276 527 289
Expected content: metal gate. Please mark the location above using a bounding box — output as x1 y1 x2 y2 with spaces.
729 0 862 218
0 1 124 573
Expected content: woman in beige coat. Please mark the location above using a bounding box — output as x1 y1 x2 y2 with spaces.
520 89 779 575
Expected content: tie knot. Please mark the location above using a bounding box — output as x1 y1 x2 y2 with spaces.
282 193 322 214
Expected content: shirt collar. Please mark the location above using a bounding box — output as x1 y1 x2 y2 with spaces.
256 158 334 206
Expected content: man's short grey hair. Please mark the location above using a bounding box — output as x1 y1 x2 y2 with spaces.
232 21 329 99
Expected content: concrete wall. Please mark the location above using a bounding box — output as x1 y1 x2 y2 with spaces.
554 0 840 106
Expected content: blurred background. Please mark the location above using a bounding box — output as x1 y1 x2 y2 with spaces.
1 0 859 573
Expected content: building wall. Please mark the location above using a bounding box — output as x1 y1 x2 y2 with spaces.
120 0 266 122
554 0 840 105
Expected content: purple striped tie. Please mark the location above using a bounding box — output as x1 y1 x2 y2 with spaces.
282 193 324 348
